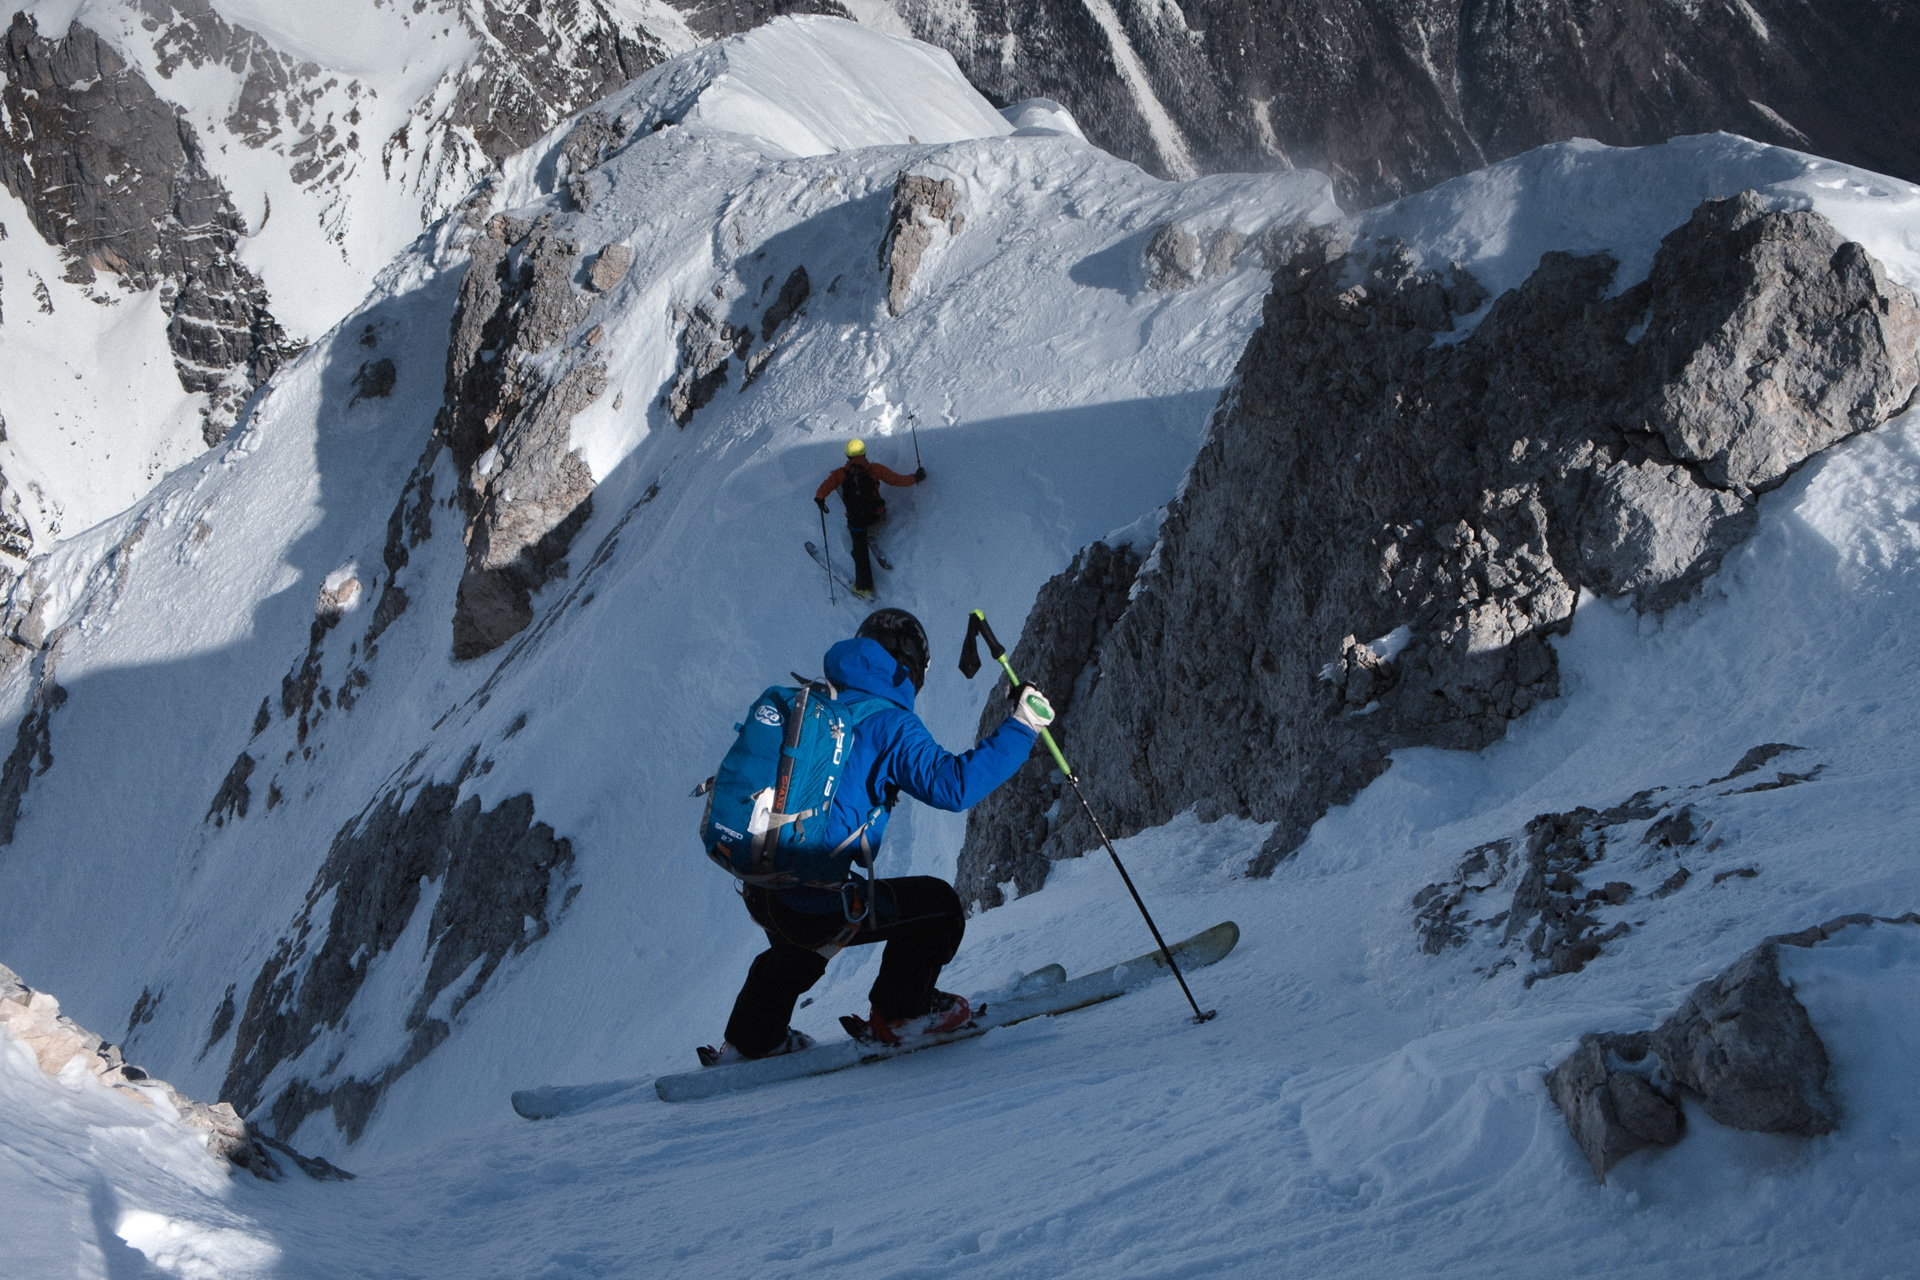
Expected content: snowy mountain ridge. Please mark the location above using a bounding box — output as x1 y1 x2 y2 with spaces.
1 17 1918 1278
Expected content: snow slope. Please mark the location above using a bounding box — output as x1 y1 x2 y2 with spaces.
1 19 1918 1277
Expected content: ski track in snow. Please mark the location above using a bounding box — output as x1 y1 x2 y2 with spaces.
1 17 1919 1278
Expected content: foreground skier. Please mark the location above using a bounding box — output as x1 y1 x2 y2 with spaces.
706 608 1054 1062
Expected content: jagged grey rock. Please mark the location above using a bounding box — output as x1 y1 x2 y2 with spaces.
1545 1030 1683 1181
435 214 601 660
205 752 254 825
963 195 1918 893
588 243 634 292
350 358 397 404
1548 915 1920 1178
1650 939 1840 1135
1145 224 1200 291
225 761 574 1143
0 13 300 441
442 1 662 165
880 173 958 317
0 680 65 847
893 0 1920 206
667 303 748 425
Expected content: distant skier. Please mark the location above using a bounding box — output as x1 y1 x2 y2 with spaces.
706 608 1055 1062
814 438 923 598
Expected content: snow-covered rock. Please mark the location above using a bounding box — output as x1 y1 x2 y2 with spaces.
963 138 1920 901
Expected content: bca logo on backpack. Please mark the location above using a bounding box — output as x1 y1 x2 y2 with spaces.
697 678 885 887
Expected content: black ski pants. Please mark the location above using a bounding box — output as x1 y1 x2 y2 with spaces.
849 528 875 592
724 876 964 1058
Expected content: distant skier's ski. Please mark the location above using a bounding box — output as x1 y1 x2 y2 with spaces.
805 540 876 604
653 921 1237 1103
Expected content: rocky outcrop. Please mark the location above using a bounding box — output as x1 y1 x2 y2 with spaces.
1410 744 1838 983
436 213 601 660
443 0 664 164
0 678 65 847
667 303 751 425
1545 1030 1682 1181
224 758 575 1142
0 13 300 443
880 173 959 317
675 0 856 40
962 194 1918 892
1547 914 1914 1180
896 0 1920 207
1 961 346 1180
1650 933 1842 1136
1145 224 1249 291
957 541 1141 909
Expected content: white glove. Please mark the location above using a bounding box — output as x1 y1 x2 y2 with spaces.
1010 684 1055 734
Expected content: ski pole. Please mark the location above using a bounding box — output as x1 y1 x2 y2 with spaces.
959 609 1216 1024
909 413 922 470
819 505 836 605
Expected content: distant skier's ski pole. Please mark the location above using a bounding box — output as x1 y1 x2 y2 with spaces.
960 609 1216 1024
819 506 837 605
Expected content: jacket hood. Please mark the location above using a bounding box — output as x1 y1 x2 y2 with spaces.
824 637 917 711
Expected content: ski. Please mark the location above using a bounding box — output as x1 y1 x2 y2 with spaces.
804 540 876 604
651 921 1237 1103
509 927 1232 1117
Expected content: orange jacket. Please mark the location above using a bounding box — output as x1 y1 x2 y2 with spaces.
814 459 917 504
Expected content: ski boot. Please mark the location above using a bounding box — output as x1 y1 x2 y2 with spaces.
845 991 973 1046
697 1027 815 1067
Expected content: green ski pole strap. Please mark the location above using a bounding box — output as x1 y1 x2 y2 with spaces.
992 653 1074 780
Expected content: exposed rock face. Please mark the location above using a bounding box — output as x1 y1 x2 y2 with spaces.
1546 914 1915 1180
881 173 959 317
1410 746 1840 985
675 0 855 40
0 12 299 441
1651 935 1841 1135
962 194 1918 891
437 213 602 660
668 303 751 425
445 2 660 157
895 0 1920 206
205 752 255 825
224 762 575 1142
0 678 65 847
957 541 1141 909
1545 1031 1683 1181
1 961 346 1180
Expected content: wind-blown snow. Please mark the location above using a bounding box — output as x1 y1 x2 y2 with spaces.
1 18 1917 1278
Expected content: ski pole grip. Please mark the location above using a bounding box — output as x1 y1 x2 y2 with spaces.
970 609 1075 779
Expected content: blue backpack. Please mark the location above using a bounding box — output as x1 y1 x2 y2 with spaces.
697 677 888 895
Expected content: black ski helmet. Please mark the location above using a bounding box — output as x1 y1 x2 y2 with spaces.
856 608 930 691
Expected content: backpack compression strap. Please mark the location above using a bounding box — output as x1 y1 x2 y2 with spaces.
748 683 810 877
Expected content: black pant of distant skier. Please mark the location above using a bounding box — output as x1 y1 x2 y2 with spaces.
814 437 923 597
725 877 964 1058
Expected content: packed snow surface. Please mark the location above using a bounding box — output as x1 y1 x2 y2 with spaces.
1 19 1918 1277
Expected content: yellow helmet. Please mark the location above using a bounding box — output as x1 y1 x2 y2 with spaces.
845 438 867 458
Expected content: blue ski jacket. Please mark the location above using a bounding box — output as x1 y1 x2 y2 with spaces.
782 637 1037 912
